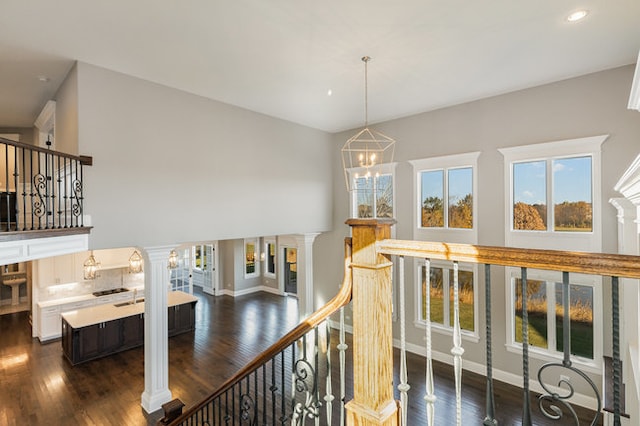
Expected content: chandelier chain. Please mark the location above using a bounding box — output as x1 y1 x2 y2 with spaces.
362 56 370 127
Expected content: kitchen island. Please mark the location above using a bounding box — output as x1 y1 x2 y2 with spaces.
61 290 197 365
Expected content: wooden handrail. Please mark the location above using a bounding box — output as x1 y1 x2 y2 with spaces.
168 237 354 425
0 136 93 166
377 239 640 279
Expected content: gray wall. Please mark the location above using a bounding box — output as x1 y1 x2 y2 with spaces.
314 65 640 394
72 62 333 249
54 64 79 155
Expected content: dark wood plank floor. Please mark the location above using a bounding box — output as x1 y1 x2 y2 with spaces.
0 288 600 425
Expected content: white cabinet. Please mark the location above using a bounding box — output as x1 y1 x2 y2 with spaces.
36 254 80 286
38 305 61 342
38 296 133 342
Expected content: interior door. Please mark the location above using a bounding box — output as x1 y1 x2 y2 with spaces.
202 244 215 295
284 247 297 294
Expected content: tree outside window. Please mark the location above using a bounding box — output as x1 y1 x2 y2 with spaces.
513 156 592 232
353 174 393 219
420 167 473 229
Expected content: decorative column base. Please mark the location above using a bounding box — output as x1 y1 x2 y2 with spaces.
141 388 173 414
345 400 399 426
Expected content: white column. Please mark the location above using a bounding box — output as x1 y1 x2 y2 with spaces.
293 233 320 320
141 245 174 413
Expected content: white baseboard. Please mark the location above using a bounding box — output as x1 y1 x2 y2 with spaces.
220 285 282 297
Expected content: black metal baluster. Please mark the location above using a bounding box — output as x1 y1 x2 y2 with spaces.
29 149 34 230
44 145 49 229
21 146 26 230
483 264 497 426
262 363 267 425
12 144 18 231
57 154 62 228
521 267 532 426
271 358 276 424
314 327 320 418
5 142 10 231
280 350 286 424
612 276 621 426
561 272 571 366
63 157 68 228
78 158 84 227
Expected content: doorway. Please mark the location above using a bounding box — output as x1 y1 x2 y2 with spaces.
283 248 297 295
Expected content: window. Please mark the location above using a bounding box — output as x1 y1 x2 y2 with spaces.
410 152 479 244
244 239 259 278
420 167 473 229
264 238 276 278
417 261 478 338
512 156 593 232
508 268 602 366
499 135 606 252
352 173 394 218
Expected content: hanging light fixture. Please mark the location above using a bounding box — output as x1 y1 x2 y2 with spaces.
341 56 396 192
168 249 179 270
128 249 143 273
83 251 100 280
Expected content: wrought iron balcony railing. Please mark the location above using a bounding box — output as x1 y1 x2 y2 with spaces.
0 136 92 234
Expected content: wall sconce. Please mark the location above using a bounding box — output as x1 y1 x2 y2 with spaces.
128 249 143 274
168 250 179 270
83 251 100 280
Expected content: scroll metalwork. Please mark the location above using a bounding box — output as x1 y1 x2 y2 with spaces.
240 393 256 425
291 358 320 425
71 179 83 218
32 174 47 219
537 362 601 426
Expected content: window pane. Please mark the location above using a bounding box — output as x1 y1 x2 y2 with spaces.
448 168 473 229
513 161 547 230
267 243 276 274
376 174 393 218
448 269 474 331
553 156 592 232
421 170 444 227
245 242 256 274
422 266 444 324
355 177 373 218
555 284 594 359
514 278 547 349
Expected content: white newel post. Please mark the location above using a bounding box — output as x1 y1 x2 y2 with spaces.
141 245 174 413
293 233 320 320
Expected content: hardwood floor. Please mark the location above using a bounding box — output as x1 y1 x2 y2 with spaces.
0 288 601 425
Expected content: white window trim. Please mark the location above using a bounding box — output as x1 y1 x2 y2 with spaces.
498 135 607 252
244 238 259 279
504 267 603 374
263 237 276 279
347 162 397 220
410 152 480 244
414 260 480 343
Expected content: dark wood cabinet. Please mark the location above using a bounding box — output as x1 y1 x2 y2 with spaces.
121 313 144 349
168 302 196 337
62 302 195 365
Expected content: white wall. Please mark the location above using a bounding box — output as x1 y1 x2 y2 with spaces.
72 62 333 249
314 65 640 401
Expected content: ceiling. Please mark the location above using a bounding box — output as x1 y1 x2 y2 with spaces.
1 1 639 133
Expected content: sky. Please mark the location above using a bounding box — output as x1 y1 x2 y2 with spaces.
421 167 472 204
514 156 592 205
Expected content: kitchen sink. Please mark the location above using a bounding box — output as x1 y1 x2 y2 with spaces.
114 298 144 307
92 288 130 297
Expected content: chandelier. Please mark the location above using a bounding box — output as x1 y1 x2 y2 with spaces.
341 56 396 192
128 249 143 273
83 251 100 280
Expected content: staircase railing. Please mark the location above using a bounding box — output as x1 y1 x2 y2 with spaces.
380 238 640 426
0 136 92 234
168 237 353 425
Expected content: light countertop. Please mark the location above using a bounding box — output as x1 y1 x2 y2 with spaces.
38 285 145 308
61 291 198 329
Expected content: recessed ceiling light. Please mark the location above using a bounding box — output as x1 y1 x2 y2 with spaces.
37 76 50 83
566 10 589 22
327 89 333 96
